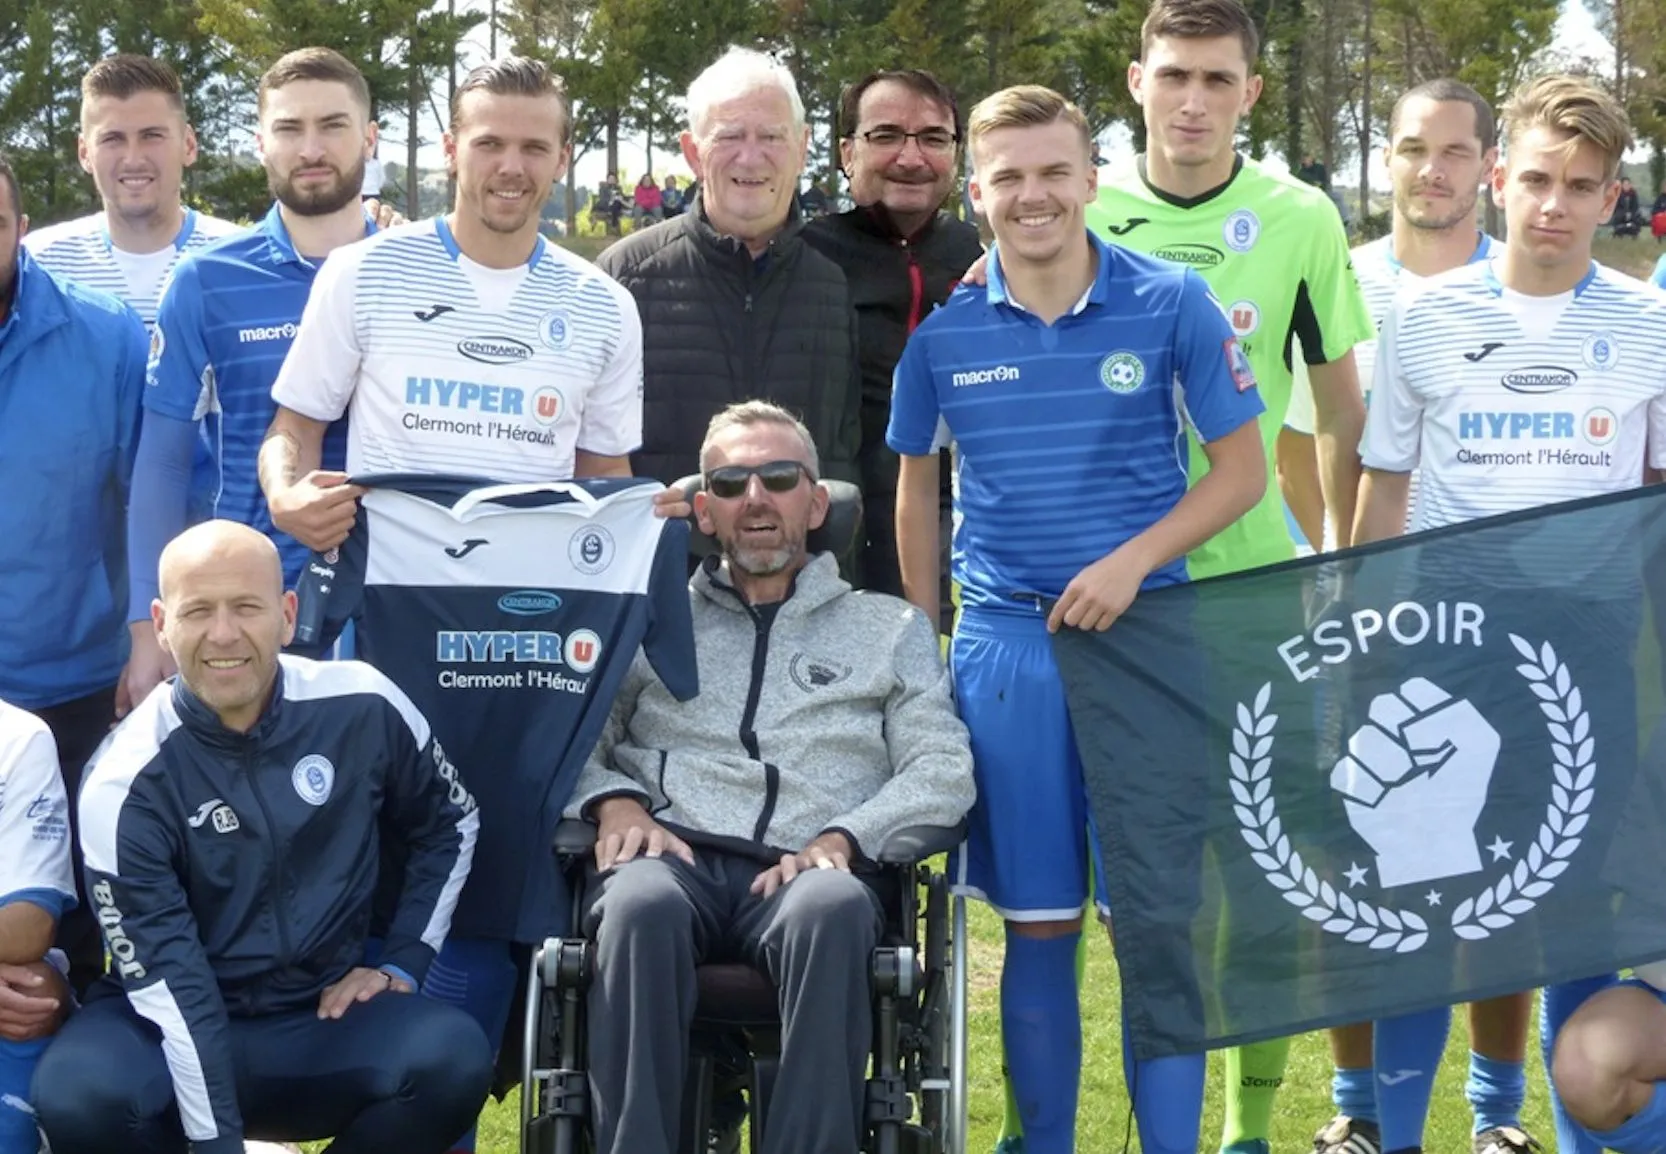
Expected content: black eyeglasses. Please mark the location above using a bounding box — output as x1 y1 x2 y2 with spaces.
704 460 815 499
850 128 960 154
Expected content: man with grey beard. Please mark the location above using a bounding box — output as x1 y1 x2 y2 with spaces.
564 399 975 1154
124 47 387 707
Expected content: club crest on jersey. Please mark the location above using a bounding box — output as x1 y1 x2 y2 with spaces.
1227 299 1260 338
1582 332 1620 370
1100 351 1146 394
539 309 574 352
147 325 165 370
1224 208 1260 253
531 386 565 426
292 755 335 807
570 525 615 575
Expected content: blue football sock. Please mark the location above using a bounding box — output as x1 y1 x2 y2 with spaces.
1466 1051 1525 1134
1592 1084 1666 1154
1001 930 1082 1154
0 1038 47 1154
422 937 519 1152
1373 1005 1450 1152
1333 1064 1378 1124
1544 977 1617 1154
1122 1024 1205 1154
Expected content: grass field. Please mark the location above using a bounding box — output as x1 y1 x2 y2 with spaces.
324 894 1559 1154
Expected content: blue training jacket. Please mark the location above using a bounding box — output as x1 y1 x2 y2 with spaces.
0 248 146 709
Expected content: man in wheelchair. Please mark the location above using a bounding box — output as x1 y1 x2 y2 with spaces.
561 400 976 1154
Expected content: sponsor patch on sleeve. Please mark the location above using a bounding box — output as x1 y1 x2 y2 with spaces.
1225 337 1256 393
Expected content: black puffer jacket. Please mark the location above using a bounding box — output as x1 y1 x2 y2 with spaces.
597 196 861 486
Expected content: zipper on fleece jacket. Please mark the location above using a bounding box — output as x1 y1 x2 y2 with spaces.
735 601 782 843
243 745 294 970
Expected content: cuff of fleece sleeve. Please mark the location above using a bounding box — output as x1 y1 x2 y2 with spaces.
191 1134 246 1153
577 788 652 821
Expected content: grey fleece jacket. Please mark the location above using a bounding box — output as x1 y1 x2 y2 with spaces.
566 552 975 859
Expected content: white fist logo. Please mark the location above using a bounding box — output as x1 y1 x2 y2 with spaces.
1331 677 1499 888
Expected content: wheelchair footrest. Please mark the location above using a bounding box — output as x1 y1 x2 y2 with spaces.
865 1072 912 1125
533 1067 590 1120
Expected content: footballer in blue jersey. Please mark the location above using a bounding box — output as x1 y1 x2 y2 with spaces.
125 49 382 708
888 87 1267 1154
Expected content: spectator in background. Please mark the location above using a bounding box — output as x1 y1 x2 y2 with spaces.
661 173 685 216
597 46 860 495
799 178 831 217
597 174 624 235
1612 175 1643 237
1297 153 1330 189
632 172 663 229
1651 180 1666 243
804 68 981 610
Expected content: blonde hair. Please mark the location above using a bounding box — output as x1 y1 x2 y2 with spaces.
1502 74 1632 180
967 85 1091 158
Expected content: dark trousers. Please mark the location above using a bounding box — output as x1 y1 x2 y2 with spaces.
584 850 884 1154
35 685 117 994
32 987 492 1154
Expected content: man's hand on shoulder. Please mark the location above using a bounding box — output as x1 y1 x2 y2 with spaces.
961 251 990 286
594 796 695 871
316 966 412 1021
362 197 406 230
0 961 71 1042
119 622 177 719
750 832 854 899
652 487 692 520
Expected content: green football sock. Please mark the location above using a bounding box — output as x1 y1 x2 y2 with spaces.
1220 1037 1291 1150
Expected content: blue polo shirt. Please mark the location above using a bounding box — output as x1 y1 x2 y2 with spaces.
140 204 359 599
0 251 146 708
886 232 1263 608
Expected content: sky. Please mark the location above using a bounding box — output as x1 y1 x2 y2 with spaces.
398 0 1616 191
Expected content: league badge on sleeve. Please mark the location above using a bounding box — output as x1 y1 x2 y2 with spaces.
1225 337 1256 393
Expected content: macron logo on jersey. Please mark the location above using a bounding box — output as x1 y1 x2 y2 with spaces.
951 365 1021 388
238 322 298 344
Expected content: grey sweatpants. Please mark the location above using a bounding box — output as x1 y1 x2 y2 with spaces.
583 848 885 1154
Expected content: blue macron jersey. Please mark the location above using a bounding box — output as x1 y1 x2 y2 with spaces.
294 475 697 941
146 204 358 586
886 233 1264 608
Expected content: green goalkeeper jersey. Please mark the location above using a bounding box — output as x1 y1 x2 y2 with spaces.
1085 155 1373 578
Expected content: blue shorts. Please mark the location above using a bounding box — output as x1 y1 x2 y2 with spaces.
951 607 1107 921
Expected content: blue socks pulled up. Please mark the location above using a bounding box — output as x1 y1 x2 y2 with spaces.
1001 930 1082 1154
1374 1004 1450 1151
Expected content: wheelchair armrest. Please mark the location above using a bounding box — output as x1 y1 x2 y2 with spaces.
552 818 598 858
875 822 966 865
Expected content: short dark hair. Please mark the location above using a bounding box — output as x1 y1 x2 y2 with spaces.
259 48 372 117
838 69 963 143
1141 0 1260 68
451 56 571 146
1390 78 1497 151
0 151 19 218
81 55 186 124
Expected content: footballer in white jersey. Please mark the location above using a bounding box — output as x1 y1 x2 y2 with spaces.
26 208 239 329
271 217 642 481
1361 258 1666 531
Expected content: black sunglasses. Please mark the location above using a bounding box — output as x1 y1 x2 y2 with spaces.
704 460 815 499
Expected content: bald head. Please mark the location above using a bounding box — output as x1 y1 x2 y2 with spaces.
153 521 296 733
159 521 283 602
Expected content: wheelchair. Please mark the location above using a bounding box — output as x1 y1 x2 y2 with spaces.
518 476 971 1154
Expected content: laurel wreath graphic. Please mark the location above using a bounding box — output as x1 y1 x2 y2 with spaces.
1230 633 1591 952
1448 634 1592 940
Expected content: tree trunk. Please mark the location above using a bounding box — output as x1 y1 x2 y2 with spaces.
407 60 422 218
606 110 620 192
1358 0 1371 226
1285 0 1304 167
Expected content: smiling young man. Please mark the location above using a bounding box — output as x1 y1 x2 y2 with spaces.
124 47 382 712
890 85 1266 1154
26 56 239 327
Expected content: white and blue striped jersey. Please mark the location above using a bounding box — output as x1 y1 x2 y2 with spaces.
0 700 74 919
271 218 643 481
1362 259 1666 531
24 208 241 328
1286 232 1497 435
